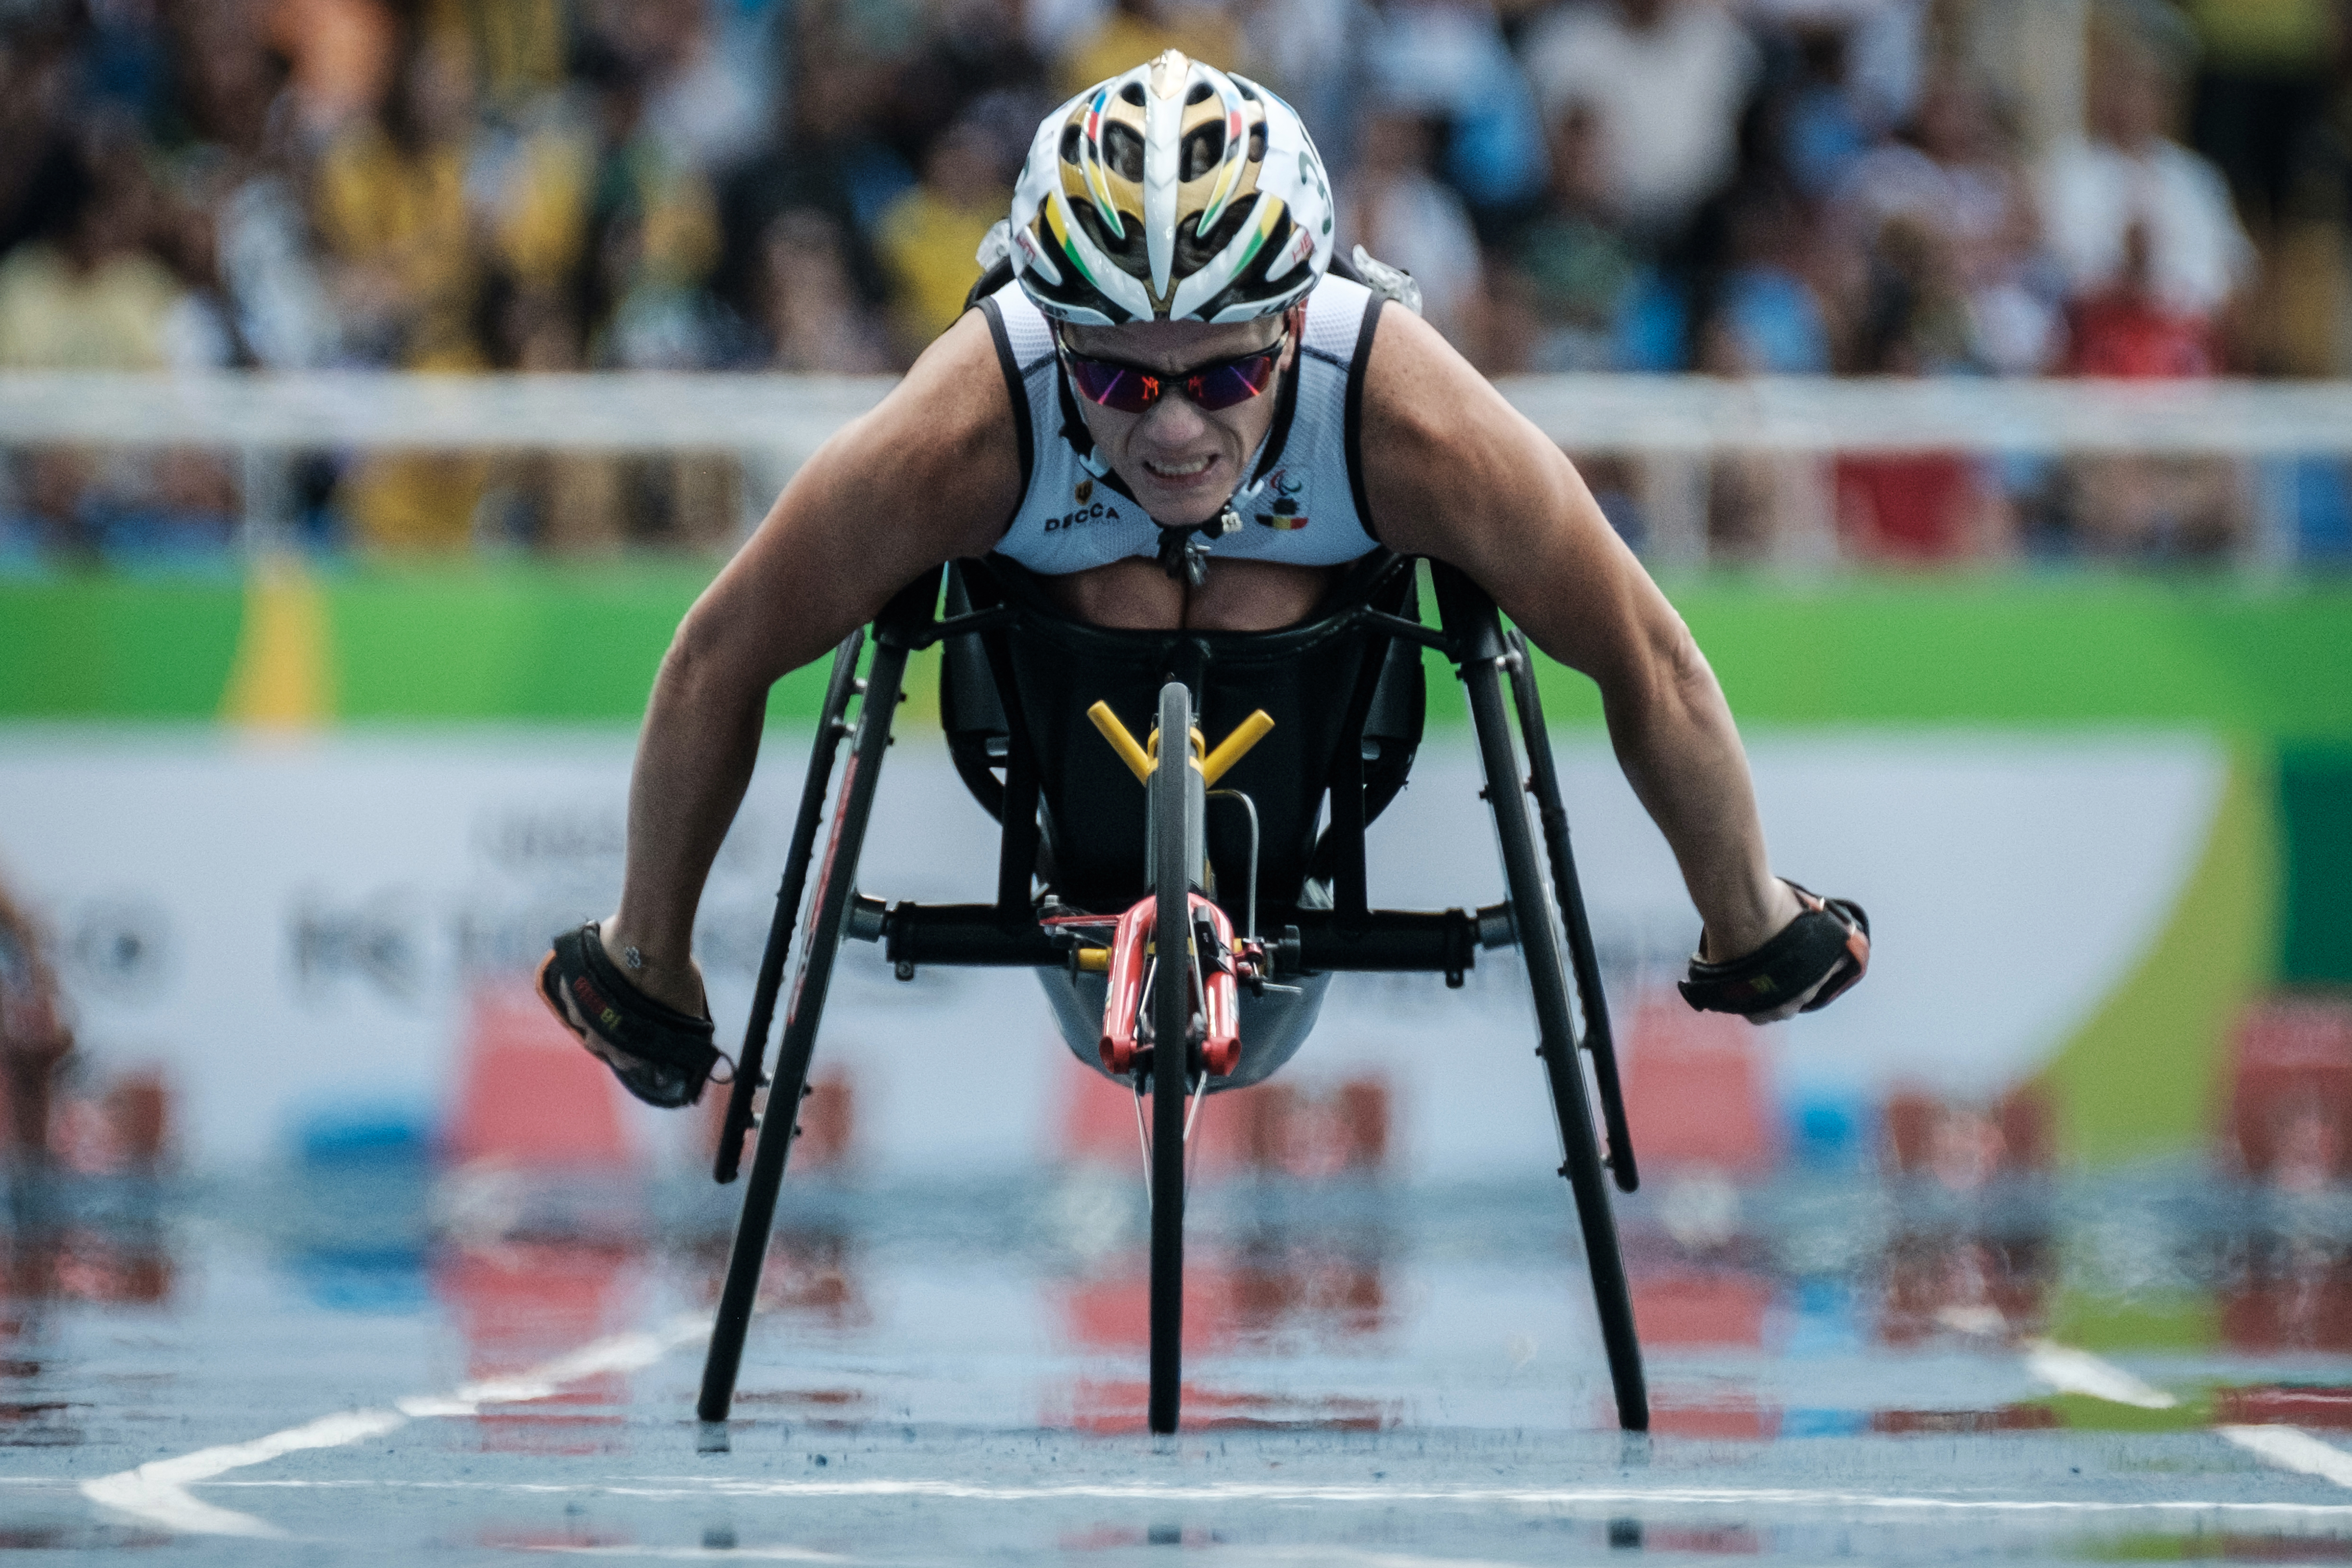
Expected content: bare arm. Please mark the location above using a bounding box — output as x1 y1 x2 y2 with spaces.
606 311 1021 1010
1362 308 1801 960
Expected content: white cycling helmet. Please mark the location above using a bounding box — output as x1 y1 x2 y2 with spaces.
1004 51 1336 326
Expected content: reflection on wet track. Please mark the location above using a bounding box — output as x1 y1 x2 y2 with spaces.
12 1157 2352 1562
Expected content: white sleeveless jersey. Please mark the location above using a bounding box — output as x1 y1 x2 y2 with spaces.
977 275 1388 574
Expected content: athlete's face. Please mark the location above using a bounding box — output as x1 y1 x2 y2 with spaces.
1058 312 1298 528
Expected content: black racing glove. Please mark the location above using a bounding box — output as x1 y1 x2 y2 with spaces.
536 922 729 1108
1679 883 1870 1023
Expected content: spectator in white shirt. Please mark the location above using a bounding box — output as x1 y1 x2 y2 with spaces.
2036 5 2253 331
1843 72 2062 375
2038 4 2255 559
1520 0 1762 242
1344 110 1490 358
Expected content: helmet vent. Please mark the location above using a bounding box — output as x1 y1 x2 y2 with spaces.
1181 124 1226 182
1060 124 1081 163
1072 193 1149 268
1185 81 1213 105
1119 82 1146 106
1102 123 1145 182
1248 124 1267 162
1178 195 1256 273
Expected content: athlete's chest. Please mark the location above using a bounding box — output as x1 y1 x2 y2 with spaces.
1037 553 1336 631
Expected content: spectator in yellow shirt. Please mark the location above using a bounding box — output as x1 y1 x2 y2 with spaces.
310 28 491 552
874 115 1013 361
1057 0 1248 99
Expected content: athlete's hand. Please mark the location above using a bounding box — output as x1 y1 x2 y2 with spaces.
536 921 725 1109
1681 882 1871 1024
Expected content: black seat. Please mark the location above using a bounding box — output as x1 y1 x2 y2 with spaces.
939 552 1427 915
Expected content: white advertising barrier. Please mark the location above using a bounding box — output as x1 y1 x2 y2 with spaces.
6 370 2352 454
0 728 2220 1177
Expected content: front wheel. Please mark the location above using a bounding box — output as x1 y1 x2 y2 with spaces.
1147 679 1198 1434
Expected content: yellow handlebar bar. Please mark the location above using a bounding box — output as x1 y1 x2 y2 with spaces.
1087 701 1153 784
1088 700 1274 788
1202 709 1275 785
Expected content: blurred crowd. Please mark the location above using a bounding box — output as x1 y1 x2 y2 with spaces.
1 0 2349 565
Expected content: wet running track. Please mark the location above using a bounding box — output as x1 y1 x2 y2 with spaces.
8 1163 2352 1564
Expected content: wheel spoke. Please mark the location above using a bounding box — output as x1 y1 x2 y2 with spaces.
1133 1076 1152 1208
1183 1069 1208 1200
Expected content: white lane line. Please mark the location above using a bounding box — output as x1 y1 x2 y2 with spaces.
2222 1425 2352 1489
183 1476 2352 1520
1933 1306 2181 1413
633 1481 2352 1518
1228 1554 1577 1568
397 1322 700 1417
81 1408 410 1538
80 1311 710 1539
522 1551 858 1562
2022 1339 2179 1410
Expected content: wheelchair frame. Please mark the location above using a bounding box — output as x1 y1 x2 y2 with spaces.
694 556 1648 1437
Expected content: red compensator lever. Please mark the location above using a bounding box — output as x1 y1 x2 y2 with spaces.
1096 890 1240 1079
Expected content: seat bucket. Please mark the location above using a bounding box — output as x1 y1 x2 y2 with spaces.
940 552 1426 916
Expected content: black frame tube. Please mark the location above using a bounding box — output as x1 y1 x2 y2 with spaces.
712 630 865 1186
1325 627 1392 922
697 570 939 1426
983 622 1045 917
1503 630 1639 1195
1434 564 1649 1433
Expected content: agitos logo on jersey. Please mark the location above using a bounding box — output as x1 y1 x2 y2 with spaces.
1255 468 1308 531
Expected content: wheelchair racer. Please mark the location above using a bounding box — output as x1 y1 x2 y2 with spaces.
540 52 1869 1108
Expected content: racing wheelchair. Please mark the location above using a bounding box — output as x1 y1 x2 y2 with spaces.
693 549 1648 1436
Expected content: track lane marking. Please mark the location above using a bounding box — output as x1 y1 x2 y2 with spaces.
397 1322 702 1417
1230 1554 1598 1568
79 1311 710 1538
80 1408 411 1538
522 1550 860 1562
1931 1306 2181 1412
172 1476 2352 1519
2021 1340 2179 1410
2222 1425 2352 1489
1970 1314 2352 1493
619 1481 2352 1516
76 1297 2351 1543
1967 1321 2352 1500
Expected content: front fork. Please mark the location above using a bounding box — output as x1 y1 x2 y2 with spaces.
1096 892 1257 1080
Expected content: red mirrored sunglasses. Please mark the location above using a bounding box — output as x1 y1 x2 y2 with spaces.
1057 332 1288 414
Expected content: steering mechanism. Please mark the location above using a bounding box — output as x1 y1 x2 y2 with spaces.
1056 701 1279 1080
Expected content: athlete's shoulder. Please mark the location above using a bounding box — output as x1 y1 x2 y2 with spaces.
1356 303 1504 446
1353 303 1562 555
824 308 1023 557
869 309 1019 455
